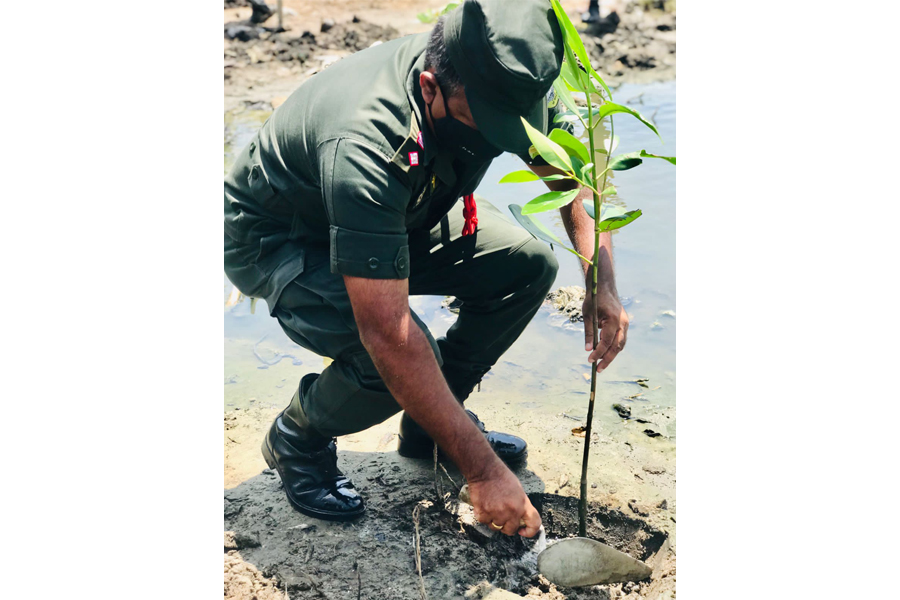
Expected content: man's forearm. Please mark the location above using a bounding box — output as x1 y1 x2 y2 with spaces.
560 187 616 291
360 318 505 483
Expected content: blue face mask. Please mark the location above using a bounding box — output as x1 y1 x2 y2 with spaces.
428 82 503 164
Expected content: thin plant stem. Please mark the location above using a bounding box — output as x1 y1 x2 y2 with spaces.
578 83 615 538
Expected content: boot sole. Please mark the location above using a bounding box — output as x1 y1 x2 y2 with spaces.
260 438 366 521
397 435 528 467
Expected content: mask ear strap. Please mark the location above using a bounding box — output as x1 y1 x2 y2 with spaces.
434 78 451 119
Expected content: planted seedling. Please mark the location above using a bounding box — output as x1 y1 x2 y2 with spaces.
501 0 675 572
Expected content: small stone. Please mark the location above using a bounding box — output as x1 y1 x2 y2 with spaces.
643 465 666 475
657 499 668 510
643 429 662 438
233 531 261 549
628 500 649 517
591 483 598 488
612 403 631 419
224 24 260 42
320 18 335 32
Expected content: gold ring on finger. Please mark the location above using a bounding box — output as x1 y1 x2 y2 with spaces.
490 521 503 531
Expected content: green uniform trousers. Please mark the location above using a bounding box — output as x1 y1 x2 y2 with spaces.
272 199 559 438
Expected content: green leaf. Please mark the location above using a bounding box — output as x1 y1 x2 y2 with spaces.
499 170 541 184
440 2 460 15
521 117 573 173
596 103 661 140
508 204 563 245
508 205 591 262
589 72 612 101
602 185 617 196
554 112 581 124
540 174 570 181
639 150 676 165
598 209 642 232
583 202 626 220
552 77 581 118
521 188 580 215
608 152 643 171
549 0 611 99
549 128 590 166
559 59 586 93
580 162 594 181
560 36 589 92
570 155 585 180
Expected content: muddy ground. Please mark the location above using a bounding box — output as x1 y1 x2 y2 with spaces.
224 1 675 598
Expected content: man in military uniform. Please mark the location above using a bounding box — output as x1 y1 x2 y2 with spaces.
224 0 628 537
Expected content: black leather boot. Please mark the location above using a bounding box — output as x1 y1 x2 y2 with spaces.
261 373 365 521
397 409 528 466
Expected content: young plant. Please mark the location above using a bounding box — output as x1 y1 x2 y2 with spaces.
502 0 675 537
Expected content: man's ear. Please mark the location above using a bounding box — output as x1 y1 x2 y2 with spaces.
420 71 438 104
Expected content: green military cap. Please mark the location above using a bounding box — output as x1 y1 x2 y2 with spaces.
443 0 564 154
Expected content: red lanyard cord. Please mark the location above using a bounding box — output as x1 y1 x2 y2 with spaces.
461 194 478 236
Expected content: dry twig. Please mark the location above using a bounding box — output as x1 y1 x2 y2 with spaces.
412 503 429 600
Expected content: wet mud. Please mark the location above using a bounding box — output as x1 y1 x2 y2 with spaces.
224 454 674 599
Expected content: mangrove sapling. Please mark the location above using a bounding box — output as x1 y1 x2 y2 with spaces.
502 0 675 538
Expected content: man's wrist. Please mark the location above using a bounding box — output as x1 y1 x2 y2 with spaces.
463 451 507 484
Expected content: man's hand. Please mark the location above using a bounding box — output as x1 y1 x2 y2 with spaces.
583 278 629 370
467 462 542 537
343 275 535 535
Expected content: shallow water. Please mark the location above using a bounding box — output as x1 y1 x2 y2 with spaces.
224 80 675 439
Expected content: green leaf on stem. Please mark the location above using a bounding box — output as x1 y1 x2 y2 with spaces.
521 188 580 215
608 152 643 171
508 205 591 262
553 77 581 117
602 185 617 196
522 117 573 173
499 170 540 183
549 0 612 99
554 112 581 124
582 202 625 220
541 174 570 181
596 103 661 140
580 162 594 181
509 204 563 245
559 60 586 93
549 128 591 166
598 209 642 232
560 34 589 92
639 150 676 165
571 155 585 181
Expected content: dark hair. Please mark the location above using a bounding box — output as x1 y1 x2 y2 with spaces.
424 16 463 97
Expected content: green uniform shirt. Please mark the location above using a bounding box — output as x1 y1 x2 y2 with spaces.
224 32 566 312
